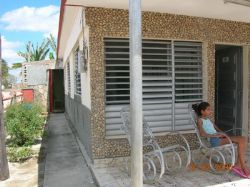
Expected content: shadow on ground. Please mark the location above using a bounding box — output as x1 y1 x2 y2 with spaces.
38 116 49 187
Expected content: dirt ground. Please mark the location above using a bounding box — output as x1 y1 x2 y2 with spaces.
0 157 39 187
0 125 48 187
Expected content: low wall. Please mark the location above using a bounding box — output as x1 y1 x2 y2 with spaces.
65 95 93 160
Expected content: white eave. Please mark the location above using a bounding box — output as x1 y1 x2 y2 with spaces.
58 0 250 59
67 0 250 23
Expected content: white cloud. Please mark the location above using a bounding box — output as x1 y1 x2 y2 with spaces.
1 36 23 64
0 5 59 37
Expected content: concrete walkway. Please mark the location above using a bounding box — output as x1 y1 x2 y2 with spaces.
43 113 96 187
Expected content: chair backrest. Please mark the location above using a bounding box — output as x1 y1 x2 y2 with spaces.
188 104 211 148
120 106 159 148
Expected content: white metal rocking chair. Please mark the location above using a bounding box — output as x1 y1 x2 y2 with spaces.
188 103 237 174
120 106 191 183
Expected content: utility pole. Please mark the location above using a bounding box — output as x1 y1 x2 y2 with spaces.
0 34 10 180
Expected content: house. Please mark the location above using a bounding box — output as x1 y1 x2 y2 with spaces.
57 0 250 162
21 60 57 111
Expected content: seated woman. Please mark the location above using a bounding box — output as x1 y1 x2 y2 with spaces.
192 102 250 176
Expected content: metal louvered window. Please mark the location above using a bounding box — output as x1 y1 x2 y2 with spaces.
104 38 203 137
74 48 81 95
174 41 203 103
67 61 71 94
64 67 67 91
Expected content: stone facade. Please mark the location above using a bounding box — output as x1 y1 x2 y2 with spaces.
31 85 49 111
84 7 250 159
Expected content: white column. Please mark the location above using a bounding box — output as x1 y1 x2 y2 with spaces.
129 0 143 186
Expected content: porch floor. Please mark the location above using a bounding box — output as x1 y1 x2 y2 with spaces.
91 159 250 187
88 146 250 187
62 110 250 187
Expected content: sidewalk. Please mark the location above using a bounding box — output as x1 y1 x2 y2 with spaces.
43 113 96 187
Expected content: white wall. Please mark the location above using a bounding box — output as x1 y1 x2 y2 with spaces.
79 28 91 109
69 53 75 99
62 7 91 109
63 8 82 65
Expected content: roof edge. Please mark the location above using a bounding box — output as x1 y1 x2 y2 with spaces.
57 0 67 61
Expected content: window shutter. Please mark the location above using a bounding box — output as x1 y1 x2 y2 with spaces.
142 40 173 133
74 48 82 95
67 61 71 94
64 66 67 92
105 39 130 136
104 38 203 137
174 41 203 131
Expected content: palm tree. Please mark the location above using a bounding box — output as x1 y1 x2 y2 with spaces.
12 40 50 69
11 63 22 69
26 40 50 61
47 34 57 60
17 41 32 62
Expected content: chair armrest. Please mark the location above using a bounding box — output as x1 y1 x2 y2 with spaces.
224 128 242 133
214 132 234 145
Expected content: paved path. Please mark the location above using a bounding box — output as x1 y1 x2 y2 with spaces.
43 113 96 187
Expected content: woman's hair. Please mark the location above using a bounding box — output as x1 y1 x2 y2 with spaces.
192 102 210 116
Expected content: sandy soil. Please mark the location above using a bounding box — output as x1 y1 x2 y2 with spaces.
0 140 46 187
0 158 39 187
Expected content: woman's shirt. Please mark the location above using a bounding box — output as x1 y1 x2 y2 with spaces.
201 118 217 134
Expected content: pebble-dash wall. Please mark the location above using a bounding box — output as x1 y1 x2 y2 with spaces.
85 7 250 159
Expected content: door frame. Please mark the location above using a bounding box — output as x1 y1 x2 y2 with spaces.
214 43 248 137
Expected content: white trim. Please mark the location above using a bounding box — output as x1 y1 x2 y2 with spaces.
66 0 250 23
242 45 249 137
202 42 208 101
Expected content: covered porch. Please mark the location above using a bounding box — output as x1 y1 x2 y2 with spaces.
58 0 250 186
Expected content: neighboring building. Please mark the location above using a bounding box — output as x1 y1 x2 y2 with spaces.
22 60 55 85
21 60 56 111
57 0 250 161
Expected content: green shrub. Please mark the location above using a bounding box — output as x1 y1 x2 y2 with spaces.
7 147 32 162
5 103 44 146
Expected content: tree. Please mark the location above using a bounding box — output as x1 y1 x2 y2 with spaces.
0 35 9 180
47 34 57 60
1 59 9 88
12 36 55 69
7 74 17 85
17 39 50 62
11 63 22 69
0 59 10 180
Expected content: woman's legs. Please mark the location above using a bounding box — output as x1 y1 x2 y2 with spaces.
221 136 250 175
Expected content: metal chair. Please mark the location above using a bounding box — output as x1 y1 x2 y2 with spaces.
188 103 237 174
120 106 191 183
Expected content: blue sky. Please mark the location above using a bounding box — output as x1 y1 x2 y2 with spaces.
0 0 60 78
